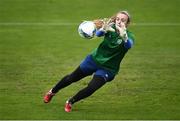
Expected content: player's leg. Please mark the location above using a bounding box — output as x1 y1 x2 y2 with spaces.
44 66 87 103
52 66 87 93
51 55 98 94
64 75 106 112
44 55 97 103
64 68 115 112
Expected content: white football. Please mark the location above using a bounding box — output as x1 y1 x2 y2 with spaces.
78 21 96 39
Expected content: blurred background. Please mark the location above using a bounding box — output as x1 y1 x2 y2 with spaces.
0 0 180 119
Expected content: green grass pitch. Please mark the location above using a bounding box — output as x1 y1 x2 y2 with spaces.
0 0 180 119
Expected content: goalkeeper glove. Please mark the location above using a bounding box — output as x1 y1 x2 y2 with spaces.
102 18 115 32
115 22 128 42
96 18 115 37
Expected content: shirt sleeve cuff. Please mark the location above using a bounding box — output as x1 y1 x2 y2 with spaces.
124 39 134 49
95 30 105 37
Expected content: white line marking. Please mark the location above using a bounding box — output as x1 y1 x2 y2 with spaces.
0 22 78 26
132 23 180 26
0 22 180 26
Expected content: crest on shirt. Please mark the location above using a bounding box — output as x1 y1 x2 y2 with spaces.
117 39 122 45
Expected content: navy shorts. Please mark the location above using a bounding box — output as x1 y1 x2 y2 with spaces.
80 55 115 82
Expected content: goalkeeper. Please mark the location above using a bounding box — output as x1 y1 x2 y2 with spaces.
44 11 135 112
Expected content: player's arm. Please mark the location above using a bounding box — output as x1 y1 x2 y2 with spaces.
124 37 134 49
116 22 134 49
93 19 106 37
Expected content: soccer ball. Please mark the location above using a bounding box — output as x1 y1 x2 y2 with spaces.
78 21 96 39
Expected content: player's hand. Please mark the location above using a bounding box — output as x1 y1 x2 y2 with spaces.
102 18 115 32
93 19 104 29
94 18 115 37
116 22 128 41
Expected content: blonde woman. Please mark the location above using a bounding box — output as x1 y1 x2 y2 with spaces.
44 11 135 112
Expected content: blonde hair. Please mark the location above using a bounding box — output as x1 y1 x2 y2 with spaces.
93 11 131 29
111 10 131 24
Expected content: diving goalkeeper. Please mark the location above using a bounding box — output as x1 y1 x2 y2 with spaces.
43 11 135 112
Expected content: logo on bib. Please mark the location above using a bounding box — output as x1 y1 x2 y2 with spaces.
117 39 122 44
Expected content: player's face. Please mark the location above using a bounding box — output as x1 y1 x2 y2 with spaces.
115 13 129 27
